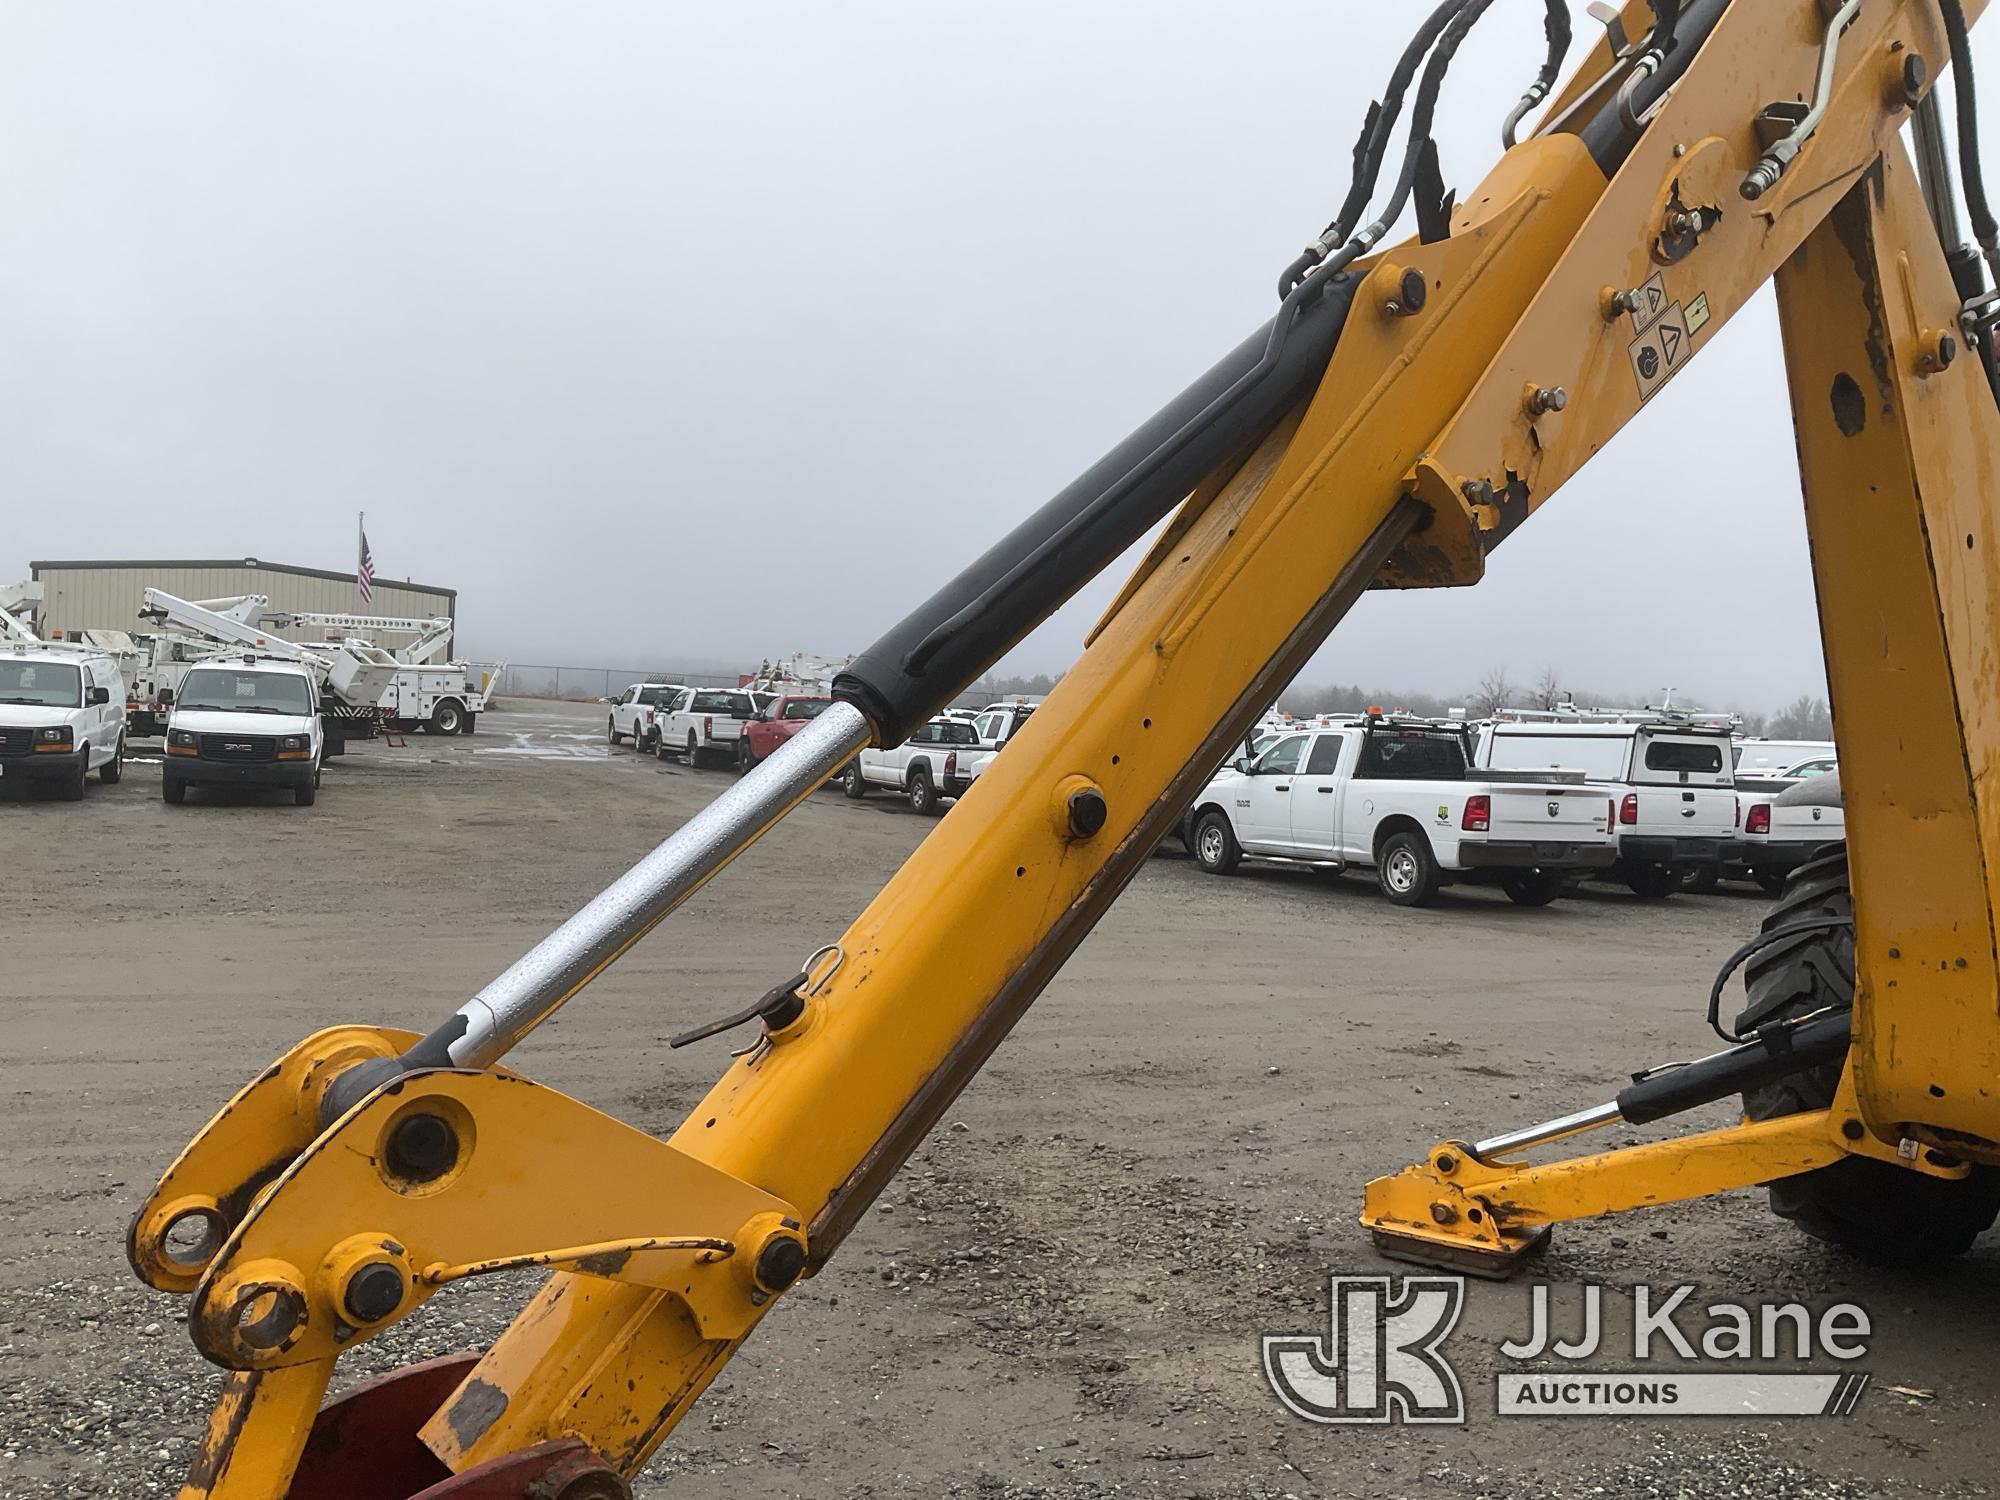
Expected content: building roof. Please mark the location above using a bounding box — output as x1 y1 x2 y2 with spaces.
30 557 456 600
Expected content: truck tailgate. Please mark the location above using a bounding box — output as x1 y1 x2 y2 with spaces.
1487 785 1612 842
1628 786 1737 837
1767 801 1845 847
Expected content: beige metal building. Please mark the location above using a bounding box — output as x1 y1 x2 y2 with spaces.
29 557 456 650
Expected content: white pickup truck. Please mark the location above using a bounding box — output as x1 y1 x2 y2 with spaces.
1729 767 1845 893
607 682 686 752
655 686 758 768
842 715 979 815
959 698 1041 785
1182 717 1616 907
1473 715 1739 896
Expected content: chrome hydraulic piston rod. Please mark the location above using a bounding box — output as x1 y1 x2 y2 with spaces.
324 700 872 1115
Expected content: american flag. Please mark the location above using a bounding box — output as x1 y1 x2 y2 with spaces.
357 520 377 604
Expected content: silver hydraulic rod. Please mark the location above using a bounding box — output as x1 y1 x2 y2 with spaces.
1914 86 1972 251
434 700 873 1070
1472 1101 1622 1161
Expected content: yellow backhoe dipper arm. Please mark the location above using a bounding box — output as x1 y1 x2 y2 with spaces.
128 1 2000 1494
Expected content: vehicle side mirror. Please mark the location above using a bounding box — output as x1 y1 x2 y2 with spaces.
158 688 174 706
1235 756 1255 774
89 686 110 706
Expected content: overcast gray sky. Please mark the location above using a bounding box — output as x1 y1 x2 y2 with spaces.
3 3 1994 712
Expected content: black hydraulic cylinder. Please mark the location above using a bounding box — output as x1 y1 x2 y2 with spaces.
833 276 1359 746
1615 1010 1851 1126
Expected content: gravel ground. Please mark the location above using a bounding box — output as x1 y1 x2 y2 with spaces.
2 700 1995 1497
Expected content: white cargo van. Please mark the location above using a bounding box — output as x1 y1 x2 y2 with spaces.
162 654 324 807
0 643 127 799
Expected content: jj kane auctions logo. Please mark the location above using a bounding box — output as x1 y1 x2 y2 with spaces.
1264 1277 1873 1422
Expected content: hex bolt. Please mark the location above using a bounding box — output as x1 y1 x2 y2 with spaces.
1434 1152 1457 1174
1526 386 1568 417
1429 1202 1458 1226
754 1236 807 1293
1384 267 1428 317
385 1112 459 1183
1066 787 1109 840
343 1262 406 1324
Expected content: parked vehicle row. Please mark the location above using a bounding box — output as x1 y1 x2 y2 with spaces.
599 685 1845 913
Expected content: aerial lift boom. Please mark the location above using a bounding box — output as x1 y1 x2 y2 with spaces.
0 580 42 643
261 610 456 666
139 588 403 716
127 1 2000 1494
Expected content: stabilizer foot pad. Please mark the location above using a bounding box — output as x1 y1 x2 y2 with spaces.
1369 1223 1551 1280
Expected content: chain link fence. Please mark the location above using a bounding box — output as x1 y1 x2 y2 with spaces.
493 664 744 702
493 663 1002 711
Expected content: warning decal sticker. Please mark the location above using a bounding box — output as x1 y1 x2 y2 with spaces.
1629 301 1694 403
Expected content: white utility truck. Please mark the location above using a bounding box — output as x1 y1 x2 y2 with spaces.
140 590 399 755
1183 715 1615 907
263 610 494 736
0 637 127 799
843 715 980 814
162 653 324 807
1472 710 1739 897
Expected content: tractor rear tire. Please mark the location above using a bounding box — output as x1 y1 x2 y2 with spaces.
1737 845 2000 1263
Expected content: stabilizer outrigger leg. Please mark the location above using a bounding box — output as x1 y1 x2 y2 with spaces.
1361 1011 1965 1276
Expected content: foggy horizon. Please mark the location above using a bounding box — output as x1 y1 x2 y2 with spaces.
6 4 1994 713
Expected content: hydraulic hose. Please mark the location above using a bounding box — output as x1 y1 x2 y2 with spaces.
1504 1 1574 146
1280 0 1475 298
1937 0 2000 281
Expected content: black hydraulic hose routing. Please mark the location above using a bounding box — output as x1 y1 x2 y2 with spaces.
1938 0 2000 274
1504 2 1574 146
1279 0 1473 299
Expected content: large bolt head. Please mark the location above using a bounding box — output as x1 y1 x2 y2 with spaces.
343 1262 406 1324
1396 268 1427 314
1067 788 1109 839
755 1236 808 1293
385 1112 459 1183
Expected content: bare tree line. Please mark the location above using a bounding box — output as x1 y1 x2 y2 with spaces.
979 665 1834 739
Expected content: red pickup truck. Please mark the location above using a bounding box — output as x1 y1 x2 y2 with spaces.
738 694 835 770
